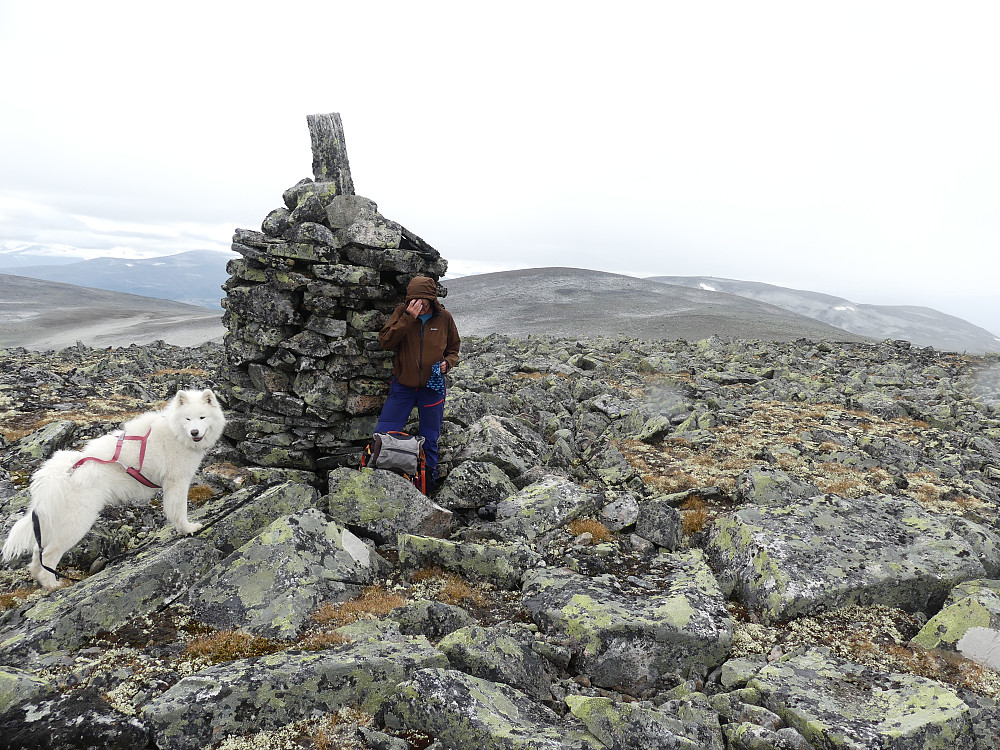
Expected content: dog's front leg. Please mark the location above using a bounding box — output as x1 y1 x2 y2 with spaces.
162 480 202 535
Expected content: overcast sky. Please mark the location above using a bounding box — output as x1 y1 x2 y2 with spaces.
1 1 997 334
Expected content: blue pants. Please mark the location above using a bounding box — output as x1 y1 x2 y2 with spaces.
375 378 445 482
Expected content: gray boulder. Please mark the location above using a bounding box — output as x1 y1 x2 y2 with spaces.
436 460 517 510
634 496 684 550
382 667 603 750
522 551 732 694
391 599 476 640
493 475 602 541
946 516 1000 577
706 494 986 623
187 509 386 639
910 579 1000 668
324 467 453 542
749 647 975 748
455 415 545 477
734 465 821 506
566 694 725 750
143 638 447 750
0 668 51 714
599 491 640 532
397 533 542 589
437 625 562 701
8 420 76 470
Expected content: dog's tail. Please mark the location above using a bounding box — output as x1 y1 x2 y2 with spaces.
2 513 36 561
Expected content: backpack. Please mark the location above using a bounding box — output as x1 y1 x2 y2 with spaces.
360 431 428 494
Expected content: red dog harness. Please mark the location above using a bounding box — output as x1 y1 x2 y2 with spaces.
72 428 161 488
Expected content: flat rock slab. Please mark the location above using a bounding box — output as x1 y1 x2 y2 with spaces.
189 480 320 557
706 494 986 623
187 508 386 639
522 550 732 694
749 648 975 749
382 667 603 750
143 638 447 750
0 537 218 661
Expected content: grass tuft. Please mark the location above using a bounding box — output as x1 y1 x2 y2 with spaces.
311 585 406 628
680 497 711 536
183 629 283 664
566 518 614 544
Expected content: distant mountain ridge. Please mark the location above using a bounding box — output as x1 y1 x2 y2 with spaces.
0 273 223 350
0 249 233 309
649 275 1000 354
443 268 871 345
1 261 994 353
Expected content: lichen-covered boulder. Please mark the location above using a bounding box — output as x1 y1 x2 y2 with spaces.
324 467 452 542
7 420 76 470
143 638 448 750
397 533 542 589
187 509 386 639
381 667 603 750
910 580 1000 669
522 551 733 694
566 694 725 750
599 491 640 532
749 647 975 748
734 465 821 506
455 415 546 477
391 599 476 640
722 722 815 750
188 480 320 556
0 668 51 714
946 517 1000 578
0 687 151 750
705 494 986 623
436 460 517 510
437 625 562 701
0 537 218 660
635 495 684 550
492 476 602 541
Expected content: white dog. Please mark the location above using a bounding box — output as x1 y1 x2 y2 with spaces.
2 389 226 590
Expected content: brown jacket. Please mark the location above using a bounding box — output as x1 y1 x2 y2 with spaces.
378 277 461 388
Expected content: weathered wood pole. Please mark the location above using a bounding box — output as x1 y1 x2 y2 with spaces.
306 112 355 195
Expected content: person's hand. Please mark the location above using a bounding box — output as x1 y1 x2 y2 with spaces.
439 360 450 374
406 299 426 318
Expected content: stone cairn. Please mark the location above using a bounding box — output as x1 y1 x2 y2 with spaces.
220 113 448 474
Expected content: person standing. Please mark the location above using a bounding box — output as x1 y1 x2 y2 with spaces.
374 276 460 486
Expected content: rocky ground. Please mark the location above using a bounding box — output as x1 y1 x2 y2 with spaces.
1 335 1000 749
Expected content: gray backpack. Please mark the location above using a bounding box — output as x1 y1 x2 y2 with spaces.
361 431 427 492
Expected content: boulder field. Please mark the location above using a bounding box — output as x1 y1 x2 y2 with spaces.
1 335 999 749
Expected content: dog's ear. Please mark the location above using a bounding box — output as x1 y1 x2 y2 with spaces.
202 390 216 406
176 391 187 406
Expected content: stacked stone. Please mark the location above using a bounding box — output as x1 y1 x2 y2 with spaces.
220 113 448 472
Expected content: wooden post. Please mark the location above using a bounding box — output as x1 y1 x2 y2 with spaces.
306 113 355 195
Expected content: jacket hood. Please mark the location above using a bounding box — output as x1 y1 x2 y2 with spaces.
406 276 438 301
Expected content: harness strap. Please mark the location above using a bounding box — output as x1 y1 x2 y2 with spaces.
72 428 161 489
31 511 83 583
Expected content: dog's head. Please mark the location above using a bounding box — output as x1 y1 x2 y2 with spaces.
171 389 226 448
